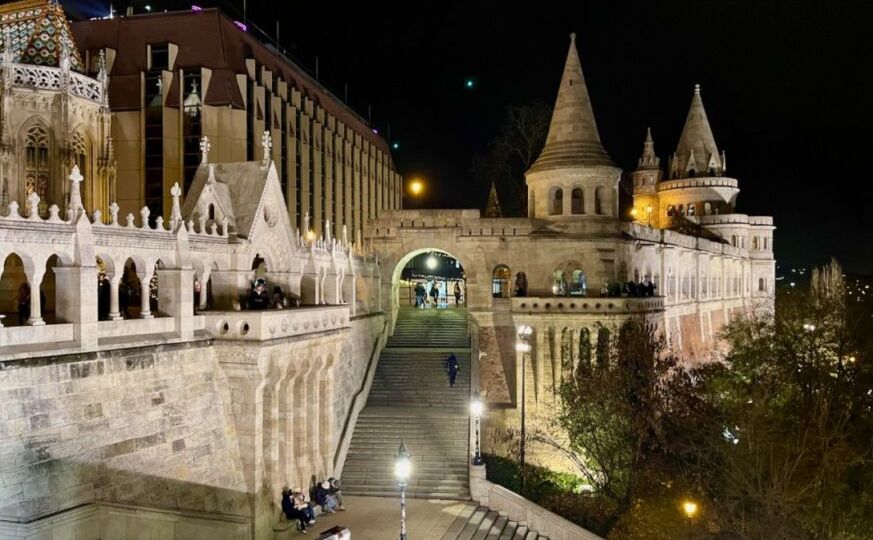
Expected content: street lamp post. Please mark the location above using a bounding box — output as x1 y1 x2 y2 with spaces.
395 441 412 540
516 325 533 495
681 499 699 539
470 392 484 465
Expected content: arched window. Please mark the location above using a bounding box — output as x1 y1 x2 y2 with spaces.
571 188 584 214
704 202 712 215
552 269 567 295
758 277 766 292
569 269 587 296
550 188 563 216
752 237 759 250
491 264 511 298
678 204 685 216
24 124 50 215
207 203 215 221
687 204 695 216
764 237 769 250
595 186 607 215
731 235 737 247
528 189 536 218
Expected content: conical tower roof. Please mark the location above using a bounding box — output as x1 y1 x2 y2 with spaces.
483 181 502 218
528 33 614 174
673 84 723 175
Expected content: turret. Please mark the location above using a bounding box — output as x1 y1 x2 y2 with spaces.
630 127 661 226
658 84 739 226
525 33 621 220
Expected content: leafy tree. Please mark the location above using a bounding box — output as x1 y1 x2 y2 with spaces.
696 259 873 539
527 319 713 537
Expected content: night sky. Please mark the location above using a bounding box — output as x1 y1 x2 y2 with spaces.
70 1 873 273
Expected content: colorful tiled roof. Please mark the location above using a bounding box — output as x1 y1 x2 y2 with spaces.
0 0 84 71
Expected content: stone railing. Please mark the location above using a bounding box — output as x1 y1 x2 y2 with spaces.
658 176 738 191
202 305 351 341
470 465 604 540
512 296 664 315
4 62 104 103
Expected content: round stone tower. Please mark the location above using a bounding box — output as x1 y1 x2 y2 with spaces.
525 33 621 220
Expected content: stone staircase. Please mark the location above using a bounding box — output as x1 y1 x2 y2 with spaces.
440 503 549 540
342 307 472 499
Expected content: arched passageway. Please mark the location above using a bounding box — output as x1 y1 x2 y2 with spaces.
393 249 466 310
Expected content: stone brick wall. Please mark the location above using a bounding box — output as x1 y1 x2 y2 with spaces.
0 341 248 524
332 314 386 442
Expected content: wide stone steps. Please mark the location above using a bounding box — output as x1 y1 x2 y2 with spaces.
342 308 479 499
439 504 548 540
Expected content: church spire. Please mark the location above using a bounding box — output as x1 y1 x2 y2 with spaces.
528 33 614 173
483 181 502 218
637 127 660 170
672 84 722 177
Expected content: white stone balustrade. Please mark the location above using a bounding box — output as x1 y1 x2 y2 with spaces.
2 62 104 103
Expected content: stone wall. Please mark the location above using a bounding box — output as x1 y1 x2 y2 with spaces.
332 314 386 445
0 341 248 525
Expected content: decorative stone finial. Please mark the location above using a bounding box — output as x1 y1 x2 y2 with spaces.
140 206 150 229
694 83 701 94
170 182 183 227
303 211 310 234
26 191 39 219
92 209 102 224
200 136 211 164
570 32 576 43
220 216 229 236
67 165 84 219
109 201 119 225
325 219 331 242
261 130 272 165
342 224 348 246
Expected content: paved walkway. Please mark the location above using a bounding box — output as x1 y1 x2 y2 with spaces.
273 495 468 539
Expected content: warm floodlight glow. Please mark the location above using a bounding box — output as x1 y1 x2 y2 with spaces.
517 325 533 338
630 207 638 218
470 396 484 417
682 500 699 519
305 230 316 242
409 179 424 196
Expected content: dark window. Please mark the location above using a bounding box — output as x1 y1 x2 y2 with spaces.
182 71 202 192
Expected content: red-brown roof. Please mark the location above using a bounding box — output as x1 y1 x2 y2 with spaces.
71 8 391 155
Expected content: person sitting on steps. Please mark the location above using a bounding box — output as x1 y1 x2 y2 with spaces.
281 487 310 533
327 477 346 511
314 480 339 514
292 487 316 528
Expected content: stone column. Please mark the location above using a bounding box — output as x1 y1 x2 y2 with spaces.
157 267 194 338
138 269 153 319
108 274 122 320
198 270 211 311
26 268 45 326
533 326 546 403
53 265 99 349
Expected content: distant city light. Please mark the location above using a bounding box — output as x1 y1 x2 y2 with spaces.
465 78 475 89
191 5 203 11
392 142 400 150
144 4 152 11
233 20 247 31
372 128 379 135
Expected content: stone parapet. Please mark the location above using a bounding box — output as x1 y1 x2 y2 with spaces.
203 305 351 342
512 296 664 315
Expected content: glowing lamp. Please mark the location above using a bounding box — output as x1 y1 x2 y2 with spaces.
682 500 699 519
426 255 437 270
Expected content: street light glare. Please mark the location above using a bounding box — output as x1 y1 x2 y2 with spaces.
470 397 484 417
682 500 699 518
394 456 411 480
409 179 424 196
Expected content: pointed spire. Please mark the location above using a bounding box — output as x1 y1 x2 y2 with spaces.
637 127 660 169
529 33 614 173
484 181 502 218
674 84 722 177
